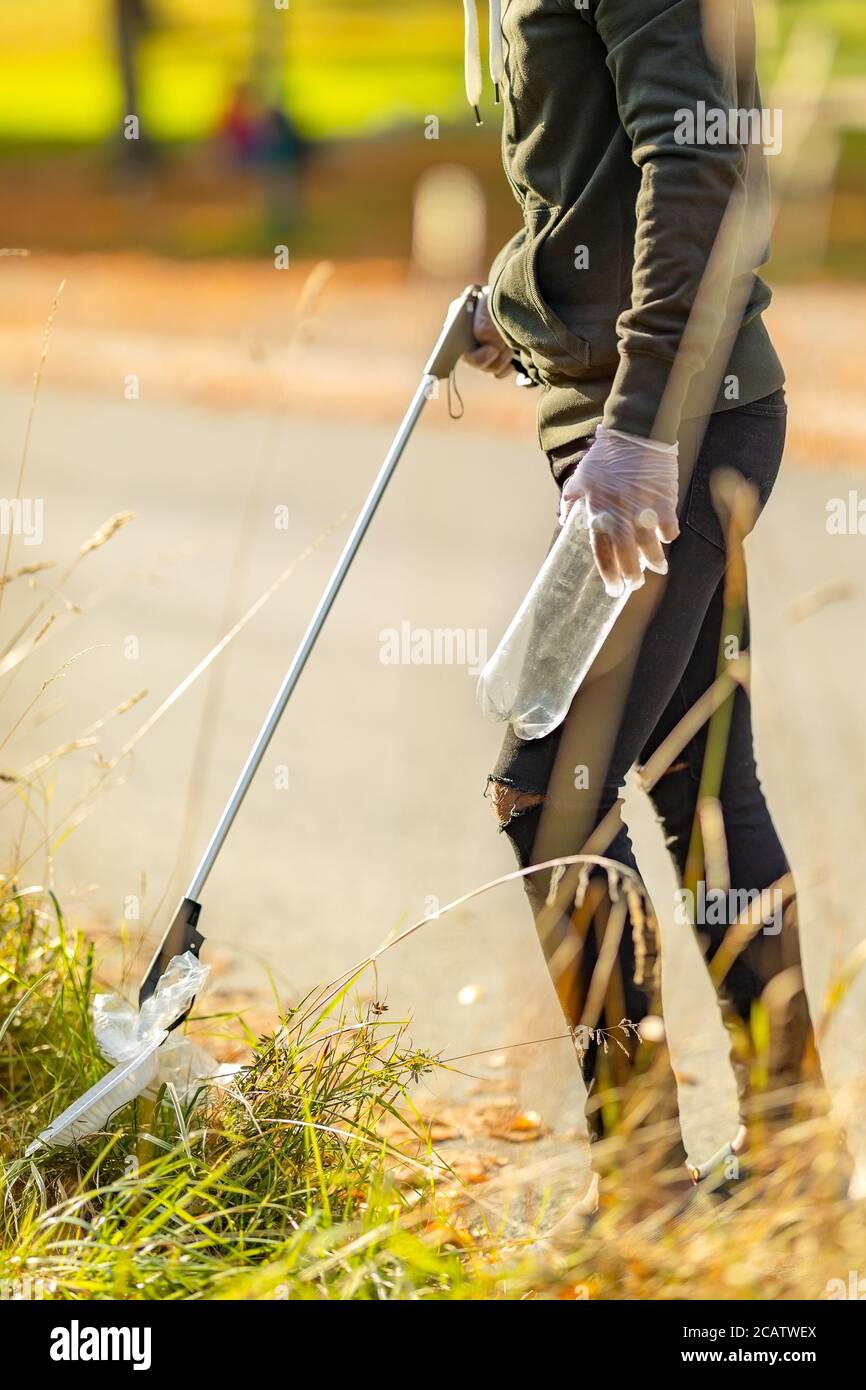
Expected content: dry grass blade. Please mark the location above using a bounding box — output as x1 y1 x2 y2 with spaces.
0 561 54 590
290 853 650 1039
291 261 336 345
0 692 147 805
635 657 750 795
0 615 56 680
79 511 134 557
0 279 65 617
12 515 349 875
787 580 858 624
1 513 135 665
0 645 107 758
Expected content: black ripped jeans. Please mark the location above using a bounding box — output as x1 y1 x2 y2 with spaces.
491 391 827 1175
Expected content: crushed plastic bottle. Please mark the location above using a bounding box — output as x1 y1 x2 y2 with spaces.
477 507 642 740
93 950 220 1098
28 953 230 1153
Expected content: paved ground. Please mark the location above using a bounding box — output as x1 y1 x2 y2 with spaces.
2 261 865 1180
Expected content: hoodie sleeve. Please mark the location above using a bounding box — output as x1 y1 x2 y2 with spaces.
585 0 758 443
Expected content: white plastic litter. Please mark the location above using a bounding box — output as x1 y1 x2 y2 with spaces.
478 426 679 740
29 952 217 1153
26 1034 168 1154
94 950 218 1100
94 952 209 1063
478 508 636 740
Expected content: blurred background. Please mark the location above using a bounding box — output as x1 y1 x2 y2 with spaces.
0 0 864 270
1 0 865 1183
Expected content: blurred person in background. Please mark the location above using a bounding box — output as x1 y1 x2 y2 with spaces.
461 0 848 1211
218 81 312 170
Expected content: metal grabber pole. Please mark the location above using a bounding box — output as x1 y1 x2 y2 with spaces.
29 286 483 1151
137 284 482 1017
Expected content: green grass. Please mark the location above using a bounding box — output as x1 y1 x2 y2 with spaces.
0 0 470 144
0 887 486 1300
773 0 866 76
2 0 864 270
3 880 866 1302
1 355 865 1297
3 0 865 147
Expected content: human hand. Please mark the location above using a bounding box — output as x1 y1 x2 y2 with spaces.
559 426 680 597
461 288 515 379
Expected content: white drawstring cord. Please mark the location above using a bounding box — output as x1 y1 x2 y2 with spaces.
463 0 503 123
489 0 504 102
463 0 483 123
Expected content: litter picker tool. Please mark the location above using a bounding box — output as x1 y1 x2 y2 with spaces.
30 285 481 1150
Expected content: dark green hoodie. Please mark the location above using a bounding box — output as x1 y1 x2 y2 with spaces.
487 0 784 450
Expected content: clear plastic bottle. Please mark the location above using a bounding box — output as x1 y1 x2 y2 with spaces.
477 508 640 740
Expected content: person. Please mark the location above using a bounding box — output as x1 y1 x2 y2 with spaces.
461 0 845 1204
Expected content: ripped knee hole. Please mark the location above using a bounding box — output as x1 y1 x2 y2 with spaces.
489 780 545 828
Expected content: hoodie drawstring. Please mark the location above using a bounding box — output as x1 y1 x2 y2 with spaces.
464 0 503 124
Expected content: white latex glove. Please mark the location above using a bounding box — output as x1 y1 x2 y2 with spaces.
559 425 680 598
460 287 515 379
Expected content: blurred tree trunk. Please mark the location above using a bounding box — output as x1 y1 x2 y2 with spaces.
250 0 308 235
250 0 287 109
113 0 154 162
